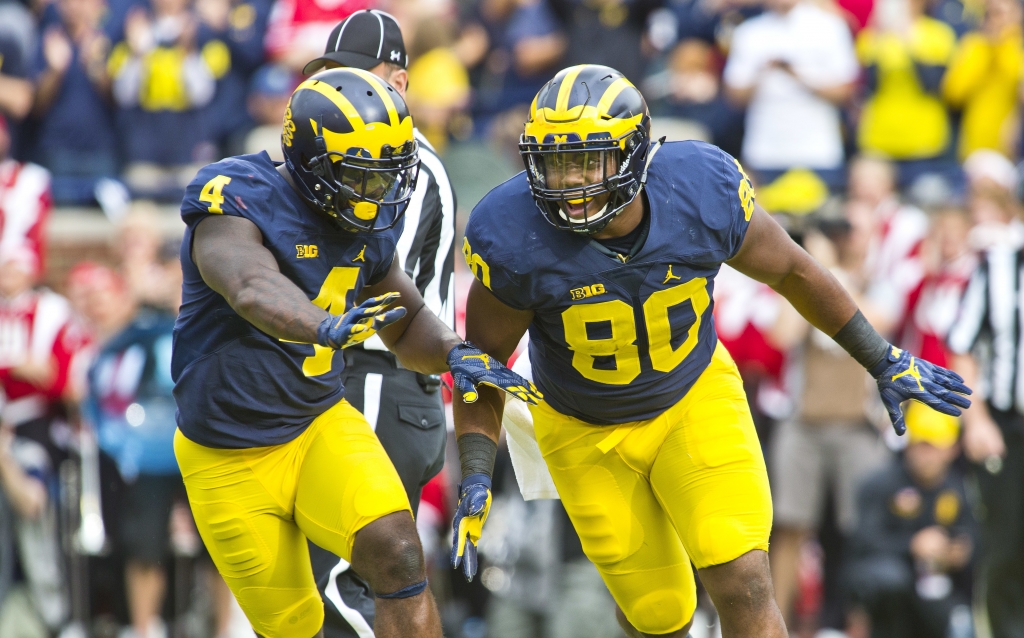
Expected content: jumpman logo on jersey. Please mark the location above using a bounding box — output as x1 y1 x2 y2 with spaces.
663 265 682 284
353 245 367 262
462 353 492 369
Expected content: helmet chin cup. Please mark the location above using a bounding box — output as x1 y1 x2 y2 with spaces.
352 201 378 221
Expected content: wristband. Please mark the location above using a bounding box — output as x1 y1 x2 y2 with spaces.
457 433 497 479
832 310 889 373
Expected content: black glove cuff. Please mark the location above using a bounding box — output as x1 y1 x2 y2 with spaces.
833 310 890 373
458 433 497 479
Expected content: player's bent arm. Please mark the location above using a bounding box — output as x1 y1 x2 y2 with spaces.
193 215 328 343
455 279 534 445
727 204 858 337
361 257 462 374
728 204 972 434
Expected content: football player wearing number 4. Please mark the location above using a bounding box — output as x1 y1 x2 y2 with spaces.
170 67 540 638
453 64 972 638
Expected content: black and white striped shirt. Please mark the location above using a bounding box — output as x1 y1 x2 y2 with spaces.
948 246 1024 412
363 129 456 351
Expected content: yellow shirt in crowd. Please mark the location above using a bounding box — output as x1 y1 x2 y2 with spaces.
943 26 1024 160
856 17 958 159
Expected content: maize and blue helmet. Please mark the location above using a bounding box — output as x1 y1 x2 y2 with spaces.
519 65 652 235
281 68 419 233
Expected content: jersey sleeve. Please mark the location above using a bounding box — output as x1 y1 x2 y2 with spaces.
695 143 756 261
462 203 529 310
180 158 269 229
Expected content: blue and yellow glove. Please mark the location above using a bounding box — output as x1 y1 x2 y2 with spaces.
451 473 491 582
317 293 406 349
446 342 543 404
870 345 972 436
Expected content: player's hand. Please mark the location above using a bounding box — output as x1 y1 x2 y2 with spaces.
870 346 972 436
451 473 491 582
316 293 406 349
447 342 543 404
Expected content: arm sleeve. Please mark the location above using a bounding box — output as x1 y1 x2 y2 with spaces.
700 144 755 260
180 160 262 230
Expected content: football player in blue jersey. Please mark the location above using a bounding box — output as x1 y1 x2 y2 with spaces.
170 67 540 638
451 64 972 638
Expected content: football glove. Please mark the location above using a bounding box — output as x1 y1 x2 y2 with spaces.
316 293 406 349
447 342 543 404
451 472 492 582
871 345 972 436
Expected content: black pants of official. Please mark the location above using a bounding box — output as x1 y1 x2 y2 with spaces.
977 409 1024 638
307 349 447 638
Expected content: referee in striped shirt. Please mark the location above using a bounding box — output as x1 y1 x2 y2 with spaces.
302 11 456 637
947 190 1024 638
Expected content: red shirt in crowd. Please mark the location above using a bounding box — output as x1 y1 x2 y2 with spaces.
264 0 376 61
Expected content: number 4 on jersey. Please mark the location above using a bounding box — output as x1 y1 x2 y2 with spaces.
199 175 232 213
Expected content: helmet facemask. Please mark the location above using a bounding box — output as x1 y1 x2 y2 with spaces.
305 132 420 233
520 125 648 235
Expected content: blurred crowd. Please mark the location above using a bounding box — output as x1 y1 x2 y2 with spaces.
1 0 1024 637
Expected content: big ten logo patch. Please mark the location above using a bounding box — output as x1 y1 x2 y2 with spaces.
296 245 319 258
569 284 606 301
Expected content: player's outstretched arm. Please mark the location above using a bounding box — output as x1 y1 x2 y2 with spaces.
194 215 331 343
447 278 534 582
365 260 542 410
727 204 972 434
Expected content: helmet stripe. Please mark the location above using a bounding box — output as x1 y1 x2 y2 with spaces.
295 79 365 128
596 78 634 117
555 66 585 113
352 68 401 127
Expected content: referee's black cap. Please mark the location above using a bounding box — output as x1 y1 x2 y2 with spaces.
302 9 408 75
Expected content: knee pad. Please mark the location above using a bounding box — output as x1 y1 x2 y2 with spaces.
237 586 323 638
377 579 428 599
624 589 694 635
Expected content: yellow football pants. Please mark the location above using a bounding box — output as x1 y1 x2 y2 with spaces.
531 343 773 635
174 399 411 638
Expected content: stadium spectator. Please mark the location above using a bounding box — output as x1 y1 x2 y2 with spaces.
768 202 893 626
645 39 745 157
0 422 68 638
547 0 659 85
262 0 372 72
845 403 975 638
194 0 273 154
847 155 929 337
723 0 858 189
108 0 232 200
30 0 119 206
79 261 182 638
942 0 1024 161
948 175 1024 638
855 0 958 186
463 0 566 127
404 16 470 153
0 238 78 637
114 203 172 308
962 149 1024 249
0 31 33 124
900 207 976 367
242 63 296 160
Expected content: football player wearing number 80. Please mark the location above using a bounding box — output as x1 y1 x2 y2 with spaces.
454 64 972 638
170 67 539 638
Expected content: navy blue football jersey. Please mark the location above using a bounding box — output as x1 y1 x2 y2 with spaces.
463 141 755 424
172 151 402 448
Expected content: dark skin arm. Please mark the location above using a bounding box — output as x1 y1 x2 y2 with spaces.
360 258 462 374
726 203 858 336
453 279 535 444
455 202 859 447
193 214 461 374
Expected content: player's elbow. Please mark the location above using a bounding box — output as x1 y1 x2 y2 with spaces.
229 280 265 320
